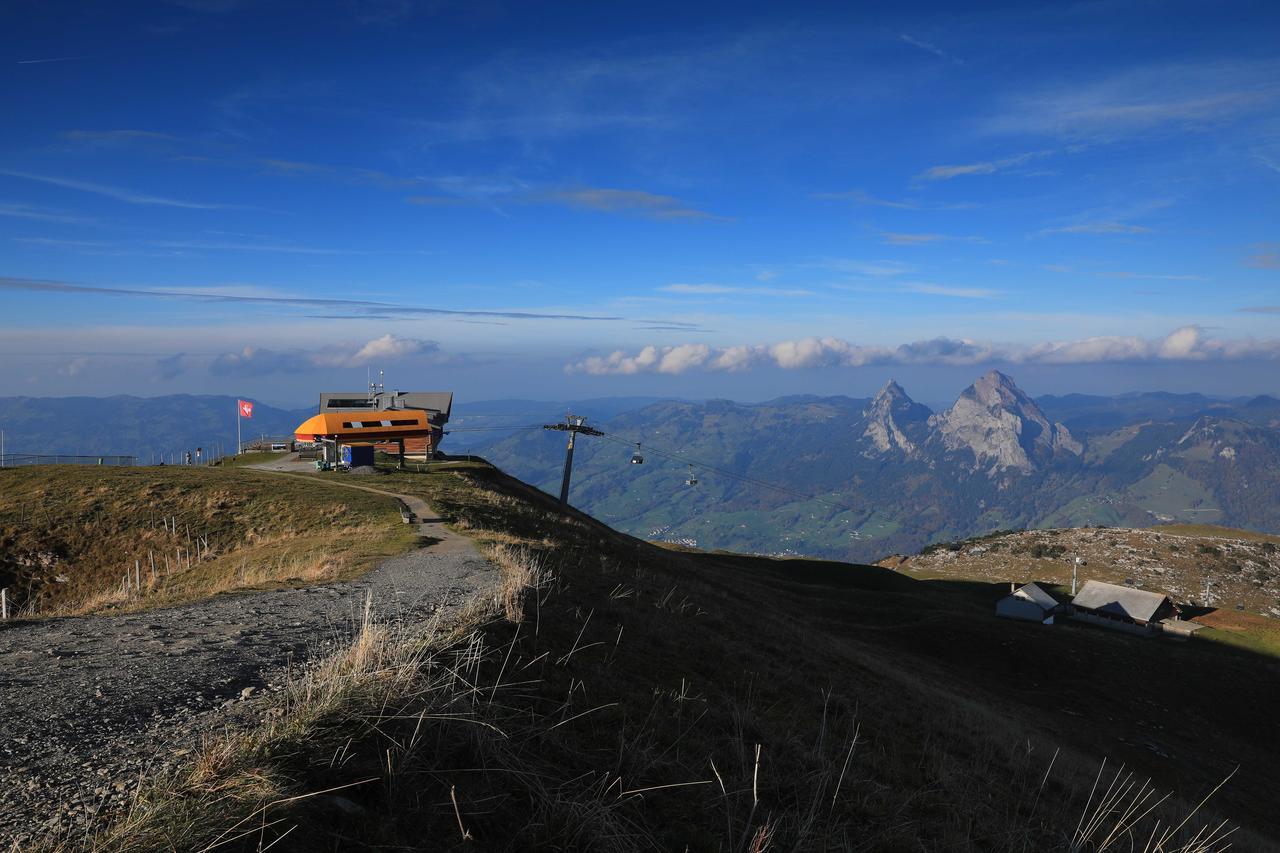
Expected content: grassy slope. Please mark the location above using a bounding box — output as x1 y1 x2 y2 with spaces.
88 460 1280 851
0 465 414 616
427 466 1280 849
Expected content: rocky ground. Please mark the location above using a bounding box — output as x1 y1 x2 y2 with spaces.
0 481 495 848
880 525 1280 616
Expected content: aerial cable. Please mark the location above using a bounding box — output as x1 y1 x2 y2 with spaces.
594 432 853 512
443 424 547 433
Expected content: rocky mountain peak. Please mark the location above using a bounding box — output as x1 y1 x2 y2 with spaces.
874 379 909 402
931 371 1081 474
862 380 932 456
966 370 1031 409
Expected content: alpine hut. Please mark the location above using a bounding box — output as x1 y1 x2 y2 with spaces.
1069 580 1175 635
996 582 1061 624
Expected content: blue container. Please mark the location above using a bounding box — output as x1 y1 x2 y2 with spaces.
343 445 375 467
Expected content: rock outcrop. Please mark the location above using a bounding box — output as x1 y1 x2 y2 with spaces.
862 380 932 457
929 370 1081 474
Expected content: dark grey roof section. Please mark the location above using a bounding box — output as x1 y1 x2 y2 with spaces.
1072 580 1169 622
320 392 379 410
320 391 453 423
1013 582 1058 610
394 392 453 420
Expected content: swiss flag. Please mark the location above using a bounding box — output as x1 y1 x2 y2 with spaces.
238 399 254 418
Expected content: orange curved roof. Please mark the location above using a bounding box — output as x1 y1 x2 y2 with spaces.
295 409 433 440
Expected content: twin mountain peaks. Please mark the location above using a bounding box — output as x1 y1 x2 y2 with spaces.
863 370 1080 474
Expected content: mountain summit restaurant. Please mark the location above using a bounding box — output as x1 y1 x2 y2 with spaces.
294 391 452 468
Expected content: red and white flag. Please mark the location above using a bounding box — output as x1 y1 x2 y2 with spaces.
238 399 254 418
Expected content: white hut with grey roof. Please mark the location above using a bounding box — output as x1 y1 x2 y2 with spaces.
996 582 1061 624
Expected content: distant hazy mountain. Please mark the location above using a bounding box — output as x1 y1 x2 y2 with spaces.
445 397 673 452
0 394 672 459
0 395 312 460
6 381 1279 562
480 371 1280 561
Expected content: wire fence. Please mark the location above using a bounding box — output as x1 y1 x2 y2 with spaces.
0 454 137 467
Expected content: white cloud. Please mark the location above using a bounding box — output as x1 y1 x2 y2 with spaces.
211 335 439 376
57 357 91 377
566 326 1280 375
320 334 438 367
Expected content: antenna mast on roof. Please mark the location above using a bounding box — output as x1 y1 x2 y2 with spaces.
368 368 385 403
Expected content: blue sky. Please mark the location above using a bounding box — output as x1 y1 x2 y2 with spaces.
2 0 1279 406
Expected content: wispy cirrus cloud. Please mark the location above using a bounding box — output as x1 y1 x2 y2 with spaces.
813 189 974 211
878 230 986 246
915 150 1052 182
232 154 723 222
658 283 813 297
985 61 1279 140
1246 242 1280 268
1038 221 1153 236
830 280 1000 299
805 258 914 277
1097 271 1204 281
899 34 963 65
567 326 1280 376
61 129 177 147
815 189 915 209
148 239 372 255
902 282 999 299
0 170 241 209
402 181 725 221
15 236 383 256
0 275 621 322
532 187 724 221
16 56 84 65
0 202 93 224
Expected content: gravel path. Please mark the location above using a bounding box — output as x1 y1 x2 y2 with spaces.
0 467 495 847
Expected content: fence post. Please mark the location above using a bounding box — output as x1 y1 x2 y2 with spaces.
1 588 8 621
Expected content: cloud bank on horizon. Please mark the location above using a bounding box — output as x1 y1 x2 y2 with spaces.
566 327 1280 375
2 1 1279 400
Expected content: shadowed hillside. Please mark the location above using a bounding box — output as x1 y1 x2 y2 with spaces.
85 459 1280 852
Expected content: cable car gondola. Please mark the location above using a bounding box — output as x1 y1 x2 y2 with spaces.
630 443 644 464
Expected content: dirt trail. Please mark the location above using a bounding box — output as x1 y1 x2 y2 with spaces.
0 463 495 847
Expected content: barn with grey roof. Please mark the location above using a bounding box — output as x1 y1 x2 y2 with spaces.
1069 580 1176 634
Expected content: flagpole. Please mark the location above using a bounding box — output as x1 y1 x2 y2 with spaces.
236 400 241 456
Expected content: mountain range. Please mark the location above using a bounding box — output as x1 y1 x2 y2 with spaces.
3 377 1279 562
477 371 1280 561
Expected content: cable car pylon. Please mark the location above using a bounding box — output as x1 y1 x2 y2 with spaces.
543 414 604 507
